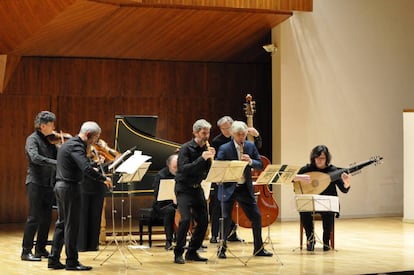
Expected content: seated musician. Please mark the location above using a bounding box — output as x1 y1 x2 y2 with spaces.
299 145 351 251
216 121 273 258
152 154 178 250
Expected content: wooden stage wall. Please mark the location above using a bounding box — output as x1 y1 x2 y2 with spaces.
0 56 272 224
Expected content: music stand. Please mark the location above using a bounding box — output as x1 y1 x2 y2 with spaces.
94 150 134 266
98 151 152 266
118 161 152 248
295 194 339 252
244 164 299 265
205 160 248 265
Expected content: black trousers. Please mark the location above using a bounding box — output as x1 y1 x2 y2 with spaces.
50 182 81 266
221 187 263 252
300 211 334 244
209 183 221 238
154 203 176 242
77 191 104 251
174 188 208 256
22 183 54 252
210 183 239 239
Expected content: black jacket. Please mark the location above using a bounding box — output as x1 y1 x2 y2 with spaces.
25 130 57 187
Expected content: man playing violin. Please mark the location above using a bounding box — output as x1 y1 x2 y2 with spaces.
48 121 112 270
216 121 273 259
173 119 215 264
21 111 58 261
77 139 114 252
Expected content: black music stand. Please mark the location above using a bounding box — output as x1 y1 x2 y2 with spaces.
94 150 135 266
244 164 299 265
97 151 151 267
294 194 339 252
205 160 248 265
118 162 152 248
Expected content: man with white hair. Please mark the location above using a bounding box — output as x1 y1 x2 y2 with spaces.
216 120 273 259
48 121 112 271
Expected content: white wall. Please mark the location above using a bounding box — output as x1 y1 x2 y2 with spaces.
273 0 414 220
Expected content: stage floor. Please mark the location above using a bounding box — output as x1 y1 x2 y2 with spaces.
3 217 414 274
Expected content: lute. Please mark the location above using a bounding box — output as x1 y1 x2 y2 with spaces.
293 156 383 195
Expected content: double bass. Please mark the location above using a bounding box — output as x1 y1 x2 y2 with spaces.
231 94 279 228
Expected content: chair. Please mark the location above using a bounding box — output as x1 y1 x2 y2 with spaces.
138 208 165 247
299 213 335 250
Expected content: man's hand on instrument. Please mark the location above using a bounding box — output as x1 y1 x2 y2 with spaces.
202 148 215 160
341 172 351 188
104 177 113 190
247 127 260 137
294 174 311 183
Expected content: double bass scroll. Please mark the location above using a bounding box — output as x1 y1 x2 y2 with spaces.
231 94 279 228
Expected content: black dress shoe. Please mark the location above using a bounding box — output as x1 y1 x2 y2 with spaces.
35 248 50 258
254 249 273 257
217 247 226 259
65 263 92 271
185 251 208 262
210 236 218 243
306 240 315 251
227 235 244 242
165 241 173 250
48 260 66 270
21 252 41 261
174 255 185 264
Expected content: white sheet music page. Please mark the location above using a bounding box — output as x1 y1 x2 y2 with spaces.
157 179 176 202
200 180 212 200
115 150 152 174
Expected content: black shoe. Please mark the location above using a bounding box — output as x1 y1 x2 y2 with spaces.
165 241 173 250
227 235 244 242
210 236 218 243
48 259 65 270
306 240 315 251
174 255 185 264
34 248 49 258
254 249 273 257
185 251 208 262
21 251 41 261
65 263 92 271
323 243 331 251
217 247 226 259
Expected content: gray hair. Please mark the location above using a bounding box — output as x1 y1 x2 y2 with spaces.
193 119 212 132
79 121 101 135
231 120 248 134
217 116 233 127
166 153 178 166
34 111 56 129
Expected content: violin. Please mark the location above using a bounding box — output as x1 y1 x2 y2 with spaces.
94 139 120 162
47 130 72 145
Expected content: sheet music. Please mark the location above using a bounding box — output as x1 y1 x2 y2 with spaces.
295 194 339 213
201 180 211 200
255 164 301 185
205 160 248 183
157 179 176 202
118 162 151 183
115 150 152 174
